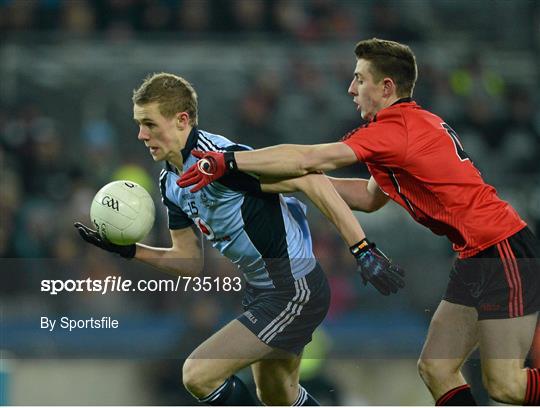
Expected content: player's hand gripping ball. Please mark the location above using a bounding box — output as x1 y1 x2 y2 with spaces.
89 180 155 245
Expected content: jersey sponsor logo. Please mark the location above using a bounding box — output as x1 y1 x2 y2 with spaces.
101 196 119 211
195 217 214 239
194 217 231 242
200 192 217 207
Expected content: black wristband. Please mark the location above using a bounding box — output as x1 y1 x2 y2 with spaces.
349 238 371 256
117 244 136 259
224 151 238 172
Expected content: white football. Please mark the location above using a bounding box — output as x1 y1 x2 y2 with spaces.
90 180 155 245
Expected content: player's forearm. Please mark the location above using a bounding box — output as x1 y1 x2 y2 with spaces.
297 174 366 246
234 144 318 177
328 177 388 212
134 244 203 277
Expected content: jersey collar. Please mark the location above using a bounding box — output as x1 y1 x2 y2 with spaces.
372 97 414 122
181 126 199 162
391 97 413 106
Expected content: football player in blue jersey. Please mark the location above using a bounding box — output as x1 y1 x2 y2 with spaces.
75 72 404 406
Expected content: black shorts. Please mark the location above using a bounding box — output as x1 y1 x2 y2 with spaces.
237 263 331 355
444 227 540 320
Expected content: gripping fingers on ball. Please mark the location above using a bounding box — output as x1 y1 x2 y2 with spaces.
74 222 92 237
74 222 101 245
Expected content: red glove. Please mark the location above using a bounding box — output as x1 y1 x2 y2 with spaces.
178 150 234 192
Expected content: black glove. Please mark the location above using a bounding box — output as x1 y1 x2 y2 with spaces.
350 238 405 295
74 222 136 259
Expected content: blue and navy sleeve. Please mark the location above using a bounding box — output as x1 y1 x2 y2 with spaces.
159 172 193 230
218 144 263 194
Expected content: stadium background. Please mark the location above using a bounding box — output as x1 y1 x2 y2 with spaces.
0 0 538 405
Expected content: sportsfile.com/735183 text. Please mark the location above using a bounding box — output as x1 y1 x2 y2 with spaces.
41 276 243 295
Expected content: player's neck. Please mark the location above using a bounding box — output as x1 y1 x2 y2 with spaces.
169 125 193 173
381 95 402 110
167 150 184 173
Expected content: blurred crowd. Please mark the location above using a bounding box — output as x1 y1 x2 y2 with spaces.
1 0 538 47
1 0 539 357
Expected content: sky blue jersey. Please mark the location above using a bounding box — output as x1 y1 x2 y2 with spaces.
159 128 317 289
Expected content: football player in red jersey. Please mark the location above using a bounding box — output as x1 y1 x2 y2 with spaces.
178 38 540 405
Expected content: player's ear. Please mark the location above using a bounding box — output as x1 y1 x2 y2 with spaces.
382 77 396 97
175 112 190 129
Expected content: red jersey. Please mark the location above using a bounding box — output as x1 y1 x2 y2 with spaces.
342 99 526 258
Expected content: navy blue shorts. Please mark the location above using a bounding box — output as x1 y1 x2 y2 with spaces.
444 227 540 320
237 263 330 355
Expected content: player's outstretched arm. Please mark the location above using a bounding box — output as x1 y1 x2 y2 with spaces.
234 143 358 177
134 226 203 277
260 173 366 247
177 143 357 192
75 223 203 277
260 174 405 295
328 176 390 213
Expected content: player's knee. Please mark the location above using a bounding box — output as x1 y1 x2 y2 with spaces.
482 371 521 404
417 358 434 383
417 357 458 385
182 359 209 397
256 383 298 406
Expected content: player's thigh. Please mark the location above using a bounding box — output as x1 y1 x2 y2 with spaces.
479 312 538 363
420 300 479 365
185 319 274 381
478 313 538 401
251 353 303 404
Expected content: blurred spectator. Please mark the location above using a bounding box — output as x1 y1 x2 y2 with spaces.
497 88 540 174
369 2 425 42
61 0 96 34
13 199 56 257
273 0 309 38
229 0 270 32
0 0 38 32
140 0 172 32
306 0 357 40
235 70 282 145
449 55 505 108
175 0 211 33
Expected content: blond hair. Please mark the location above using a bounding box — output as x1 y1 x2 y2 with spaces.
132 72 198 126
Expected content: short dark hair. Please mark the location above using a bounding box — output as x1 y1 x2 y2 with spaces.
354 38 418 97
132 72 198 126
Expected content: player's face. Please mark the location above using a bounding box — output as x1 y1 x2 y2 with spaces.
133 102 183 162
348 59 386 121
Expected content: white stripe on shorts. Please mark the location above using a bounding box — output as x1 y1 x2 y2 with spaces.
257 277 311 343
